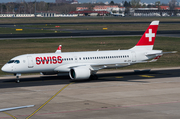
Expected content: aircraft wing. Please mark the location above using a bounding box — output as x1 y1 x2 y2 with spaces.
55 62 132 72
90 63 130 70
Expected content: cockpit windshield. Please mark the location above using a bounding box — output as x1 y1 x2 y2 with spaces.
7 60 20 64
14 60 20 64
7 60 15 64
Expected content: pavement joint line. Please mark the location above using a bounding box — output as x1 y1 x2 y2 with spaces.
25 82 74 119
3 112 17 119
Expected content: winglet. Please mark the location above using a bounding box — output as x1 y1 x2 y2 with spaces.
55 45 62 53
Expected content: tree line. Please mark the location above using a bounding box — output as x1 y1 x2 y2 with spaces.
0 0 178 14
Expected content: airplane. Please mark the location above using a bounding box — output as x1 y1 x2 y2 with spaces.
1 21 176 83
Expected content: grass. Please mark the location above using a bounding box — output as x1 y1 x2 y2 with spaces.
0 36 179 76
18 23 180 31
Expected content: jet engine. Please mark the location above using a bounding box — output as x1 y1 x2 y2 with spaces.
69 66 91 80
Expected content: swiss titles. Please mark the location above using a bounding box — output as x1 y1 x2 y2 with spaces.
36 56 62 65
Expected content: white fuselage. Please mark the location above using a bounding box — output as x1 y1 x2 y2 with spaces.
1 49 160 74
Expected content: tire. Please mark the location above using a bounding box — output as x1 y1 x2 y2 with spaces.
90 74 98 80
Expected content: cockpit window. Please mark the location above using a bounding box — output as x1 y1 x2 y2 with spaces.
14 60 20 64
7 60 20 64
7 60 15 64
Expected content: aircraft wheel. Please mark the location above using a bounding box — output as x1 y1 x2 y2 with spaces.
90 74 98 80
16 76 20 83
16 79 20 83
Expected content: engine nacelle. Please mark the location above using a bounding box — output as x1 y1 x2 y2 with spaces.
69 66 91 80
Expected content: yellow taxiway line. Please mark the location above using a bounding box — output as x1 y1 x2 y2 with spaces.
26 82 74 119
139 75 154 78
3 112 17 119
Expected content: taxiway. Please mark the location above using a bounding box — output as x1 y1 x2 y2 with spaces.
0 67 180 119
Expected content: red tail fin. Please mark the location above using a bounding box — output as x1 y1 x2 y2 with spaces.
131 21 159 50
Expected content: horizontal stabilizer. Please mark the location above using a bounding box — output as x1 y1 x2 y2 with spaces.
147 51 177 62
162 51 177 54
148 55 162 62
146 51 177 56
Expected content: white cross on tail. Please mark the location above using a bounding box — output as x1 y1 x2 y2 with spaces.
145 29 155 42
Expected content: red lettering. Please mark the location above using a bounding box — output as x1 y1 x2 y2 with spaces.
52 56 57 64
49 57 52 64
41 57 45 64
36 57 41 65
46 57 50 64
57 56 62 64
35 56 63 65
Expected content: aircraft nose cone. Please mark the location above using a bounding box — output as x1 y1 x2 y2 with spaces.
1 65 10 73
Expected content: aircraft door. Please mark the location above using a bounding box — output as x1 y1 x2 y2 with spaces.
131 51 136 62
27 56 34 68
74 56 78 63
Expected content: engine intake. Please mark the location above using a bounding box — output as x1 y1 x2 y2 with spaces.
69 66 91 80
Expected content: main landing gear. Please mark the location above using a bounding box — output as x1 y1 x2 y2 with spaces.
14 74 21 83
90 74 98 80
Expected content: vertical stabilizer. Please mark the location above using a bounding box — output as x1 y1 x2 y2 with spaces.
130 21 159 50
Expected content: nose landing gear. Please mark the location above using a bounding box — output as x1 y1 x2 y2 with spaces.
14 74 21 83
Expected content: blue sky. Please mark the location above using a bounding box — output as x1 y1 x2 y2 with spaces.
0 0 172 4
